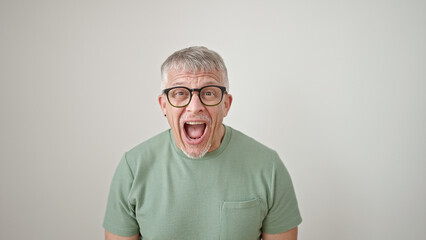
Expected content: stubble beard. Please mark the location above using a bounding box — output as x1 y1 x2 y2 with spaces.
181 143 212 159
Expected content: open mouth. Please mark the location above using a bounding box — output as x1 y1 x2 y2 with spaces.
184 122 207 141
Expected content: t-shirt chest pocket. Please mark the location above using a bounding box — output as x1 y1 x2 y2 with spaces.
220 198 262 240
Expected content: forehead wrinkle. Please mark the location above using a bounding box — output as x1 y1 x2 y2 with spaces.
170 80 221 87
169 74 222 87
168 70 222 82
170 70 220 77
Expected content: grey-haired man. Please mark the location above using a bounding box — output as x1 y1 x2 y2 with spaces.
104 46 302 240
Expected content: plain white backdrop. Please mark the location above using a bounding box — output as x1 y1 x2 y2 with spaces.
1 0 425 239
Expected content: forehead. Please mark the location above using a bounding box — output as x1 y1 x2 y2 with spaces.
166 70 223 87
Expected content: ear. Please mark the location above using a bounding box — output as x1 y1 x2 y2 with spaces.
223 94 232 117
158 94 167 116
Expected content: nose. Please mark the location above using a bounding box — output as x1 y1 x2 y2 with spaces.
186 92 204 113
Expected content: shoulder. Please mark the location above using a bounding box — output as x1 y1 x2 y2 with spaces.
229 127 273 150
128 129 170 153
123 129 172 169
227 126 281 166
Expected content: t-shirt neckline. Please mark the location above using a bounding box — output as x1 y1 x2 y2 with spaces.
168 124 232 161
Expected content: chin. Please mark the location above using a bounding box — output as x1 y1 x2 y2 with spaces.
181 143 211 159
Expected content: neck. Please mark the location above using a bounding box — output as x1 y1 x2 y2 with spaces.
208 124 225 152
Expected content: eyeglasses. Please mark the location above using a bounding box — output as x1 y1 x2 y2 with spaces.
162 85 227 108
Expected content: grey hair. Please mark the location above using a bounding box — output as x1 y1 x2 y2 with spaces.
161 46 229 90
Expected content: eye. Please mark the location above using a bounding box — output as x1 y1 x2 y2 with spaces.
201 87 221 98
170 88 189 98
204 91 214 96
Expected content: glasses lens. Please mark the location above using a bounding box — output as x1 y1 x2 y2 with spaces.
168 88 190 107
200 86 223 106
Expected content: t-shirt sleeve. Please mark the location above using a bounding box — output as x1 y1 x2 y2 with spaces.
262 151 302 234
103 153 140 236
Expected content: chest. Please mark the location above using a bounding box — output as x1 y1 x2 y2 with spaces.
130 160 270 240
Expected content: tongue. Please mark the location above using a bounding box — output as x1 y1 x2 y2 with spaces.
185 124 205 139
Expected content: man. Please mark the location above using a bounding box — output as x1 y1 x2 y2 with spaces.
103 46 302 240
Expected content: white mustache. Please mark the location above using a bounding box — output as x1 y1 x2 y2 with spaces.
180 115 212 125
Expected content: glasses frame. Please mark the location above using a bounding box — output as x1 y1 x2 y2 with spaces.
162 85 227 108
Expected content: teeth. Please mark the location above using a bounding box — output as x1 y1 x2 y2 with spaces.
186 122 204 125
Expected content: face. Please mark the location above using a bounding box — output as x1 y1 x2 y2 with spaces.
159 70 232 158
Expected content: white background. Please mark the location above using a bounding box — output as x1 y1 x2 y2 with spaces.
1 0 425 239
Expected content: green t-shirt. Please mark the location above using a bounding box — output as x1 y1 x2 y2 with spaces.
103 125 302 240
